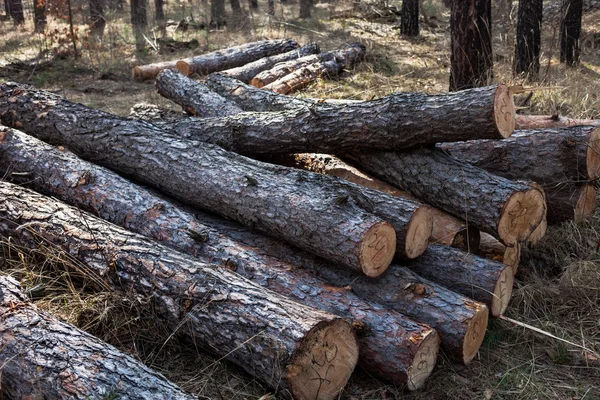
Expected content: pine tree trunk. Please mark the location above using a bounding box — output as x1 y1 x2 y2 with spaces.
268 0 274 14
0 181 359 400
154 0 165 36
0 126 440 390
401 0 419 36
513 0 543 77
560 0 583 66
0 276 195 400
33 0 46 32
131 0 148 51
89 0 106 37
211 0 226 27
449 0 493 91
299 0 312 18
7 0 24 24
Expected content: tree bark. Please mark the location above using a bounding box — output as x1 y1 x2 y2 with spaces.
299 0 312 18
312 262 490 364
89 0 106 37
210 0 226 27
406 245 514 317
33 0 46 32
401 0 419 36
175 39 299 76
560 0 583 66
0 181 359 400
0 127 439 390
438 126 600 223
154 0 165 36
449 0 493 91
347 147 546 246
222 42 320 83
131 0 148 51
513 0 543 77
156 69 244 117
516 114 600 130
7 0 24 24
0 83 403 276
268 0 274 15
0 275 196 400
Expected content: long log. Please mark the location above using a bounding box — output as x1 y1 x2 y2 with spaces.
156 69 243 117
0 181 359 400
438 126 600 222
406 245 513 317
175 39 299 77
0 82 404 276
0 275 196 400
0 126 440 389
251 54 325 87
516 114 600 130
222 42 320 83
348 148 546 246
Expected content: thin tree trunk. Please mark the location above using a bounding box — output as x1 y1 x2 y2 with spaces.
7 0 24 24
211 0 226 27
249 0 258 8
89 0 106 37
0 181 359 400
33 0 46 32
401 0 419 36
513 0 543 77
299 0 312 18
449 0 493 91
0 276 196 400
154 0 165 36
268 0 274 14
131 0 148 51
560 0 583 66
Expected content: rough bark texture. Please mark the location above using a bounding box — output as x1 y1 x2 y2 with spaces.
513 0 543 77
0 126 439 389
401 0 419 36
449 0 493 91
0 182 359 400
406 245 514 317
251 54 324 87
33 0 46 32
515 114 600 130
89 0 106 36
7 0 23 24
162 84 514 154
560 0 583 66
312 263 490 364
222 42 320 83
0 83 401 275
347 147 545 246
156 69 243 117
0 275 195 400
176 39 299 76
438 127 600 222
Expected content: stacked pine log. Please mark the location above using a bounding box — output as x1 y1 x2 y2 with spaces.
0 40 597 398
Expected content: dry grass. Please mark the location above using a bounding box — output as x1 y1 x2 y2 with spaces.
1 0 600 399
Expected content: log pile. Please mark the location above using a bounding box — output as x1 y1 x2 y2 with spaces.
0 38 597 397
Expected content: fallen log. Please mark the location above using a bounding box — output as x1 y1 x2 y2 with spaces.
156 69 243 117
0 82 403 276
406 245 513 317
478 233 522 275
438 126 600 222
273 152 480 251
222 42 320 83
133 39 299 81
516 114 600 130
0 126 440 390
348 148 546 246
312 263 489 364
0 182 359 400
0 275 196 400
175 39 299 77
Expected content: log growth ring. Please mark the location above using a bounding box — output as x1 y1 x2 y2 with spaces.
586 127 600 179
462 305 489 364
359 221 396 277
491 266 514 317
497 188 546 246
575 183 597 223
494 85 516 138
406 330 440 391
404 207 433 260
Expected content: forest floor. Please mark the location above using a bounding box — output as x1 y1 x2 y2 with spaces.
1 0 600 399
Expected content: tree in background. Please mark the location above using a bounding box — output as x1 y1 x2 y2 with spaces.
7 0 24 25
131 0 148 51
89 0 106 37
560 0 583 66
449 0 493 91
401 0 419 36
299 0 312 18
248 0 258 9
514 0 543 77
268 0 274 15
33 0 47 32
210 0 226 27
154 0 165 36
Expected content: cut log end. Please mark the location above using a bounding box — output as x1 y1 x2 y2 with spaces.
176 60 192 77
462 304 489 364
287 319 359 400
250 77 266 88
575 183 597 223
494 85 516 138
406 330 440 391
505 243 521 275
498 188 545 245
404 207 433 260
586 127 600 179
491 266 514 317
451 226 481 252
131 66 143 81
359 222 396 277
528 216 547 247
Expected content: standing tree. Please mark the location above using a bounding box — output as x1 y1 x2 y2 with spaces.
268 0 274 15
401 0 419 36
449 0 493 91
211 0 226 27
154 0 165 36
560 0 583 66
33 0 46 32
249 0 258 9
89 0 106 37
7 0 24 25
299 0 311 18
131 0 148 51
514 0 543 77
